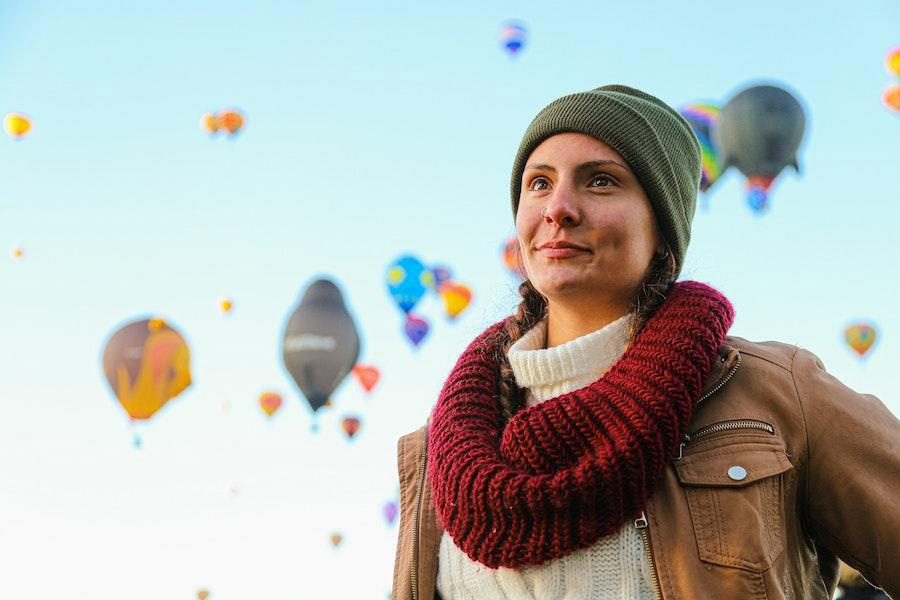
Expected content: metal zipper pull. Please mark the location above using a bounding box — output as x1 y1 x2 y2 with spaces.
634 511 649 529
674 433 690 460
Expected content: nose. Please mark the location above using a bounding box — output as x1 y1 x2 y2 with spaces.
542 185 581 227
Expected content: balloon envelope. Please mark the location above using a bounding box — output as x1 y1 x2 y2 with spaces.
501 236 525 279
352 364 380 393
282 279 360 413
102 318 192 420
383 500 399 526
679 103 722 192
4 113 31 139
499 20 527 56
883 84 900 113
713 85 805 187
200 113 219 134
844 323 877 358
386 255 432 314
330 533 343 547
218 109 244 135
341 415 362 439
886 46 900 76
439 281 473 320
404 315 429 347
259 392 283 417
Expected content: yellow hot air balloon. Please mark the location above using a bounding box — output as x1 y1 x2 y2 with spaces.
439 281 473 320
218 109 244 135
886 46 900 77
102 318 192 420
201 112 220 135
4 113 31 139
9 246 23 261
218 297 234 314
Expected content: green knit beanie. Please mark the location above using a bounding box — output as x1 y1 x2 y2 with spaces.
510 84 701 272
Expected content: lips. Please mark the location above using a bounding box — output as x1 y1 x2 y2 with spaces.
537 240 590 259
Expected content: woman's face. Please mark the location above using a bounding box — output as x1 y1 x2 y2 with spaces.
516 132 662 309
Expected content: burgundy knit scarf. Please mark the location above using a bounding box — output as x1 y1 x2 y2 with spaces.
427 281 734 569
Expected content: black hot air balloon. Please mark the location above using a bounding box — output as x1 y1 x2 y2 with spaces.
713 84 806 213
281 279 360 414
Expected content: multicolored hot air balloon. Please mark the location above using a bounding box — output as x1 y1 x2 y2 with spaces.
386 255 432 314
844 323 878 358
282 279 360 414
713 84 806 214
883 84 900 113
341 415 361 440
499 20 527 57
502 236 525 279
352 364 380 393
404 315 429 348
439 281 473 320
4 113 31 139
218 109 244 135
383 500 399 526
886 46 900 77
259 391 283 417
200 113 219 135
101 317 192 421
679 103 722 194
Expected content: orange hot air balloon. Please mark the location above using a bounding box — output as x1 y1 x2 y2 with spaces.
200 112 219 135
218 109 244 135
9 246 23 261
883 84 900 113
330 532 343 547
439 281 473 320
341 416 361 439
886 46 900 77
259 392 283 417
197 590 210 600
352 364 380 393
844 323 878 358
501 236 526 278
101 317 192 420
218 297 234 314
4 113 31 139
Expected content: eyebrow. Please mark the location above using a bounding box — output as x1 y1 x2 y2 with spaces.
523 160 631 174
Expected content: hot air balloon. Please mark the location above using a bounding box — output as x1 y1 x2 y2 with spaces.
341 415 361 439
499 20 527 56
4 113 31 139
404 315 429 347
383 500 399 526
886 46 900 77
330 533 343 548
282 279 360 414
430 265 453 291
9 246 23 261
386 255 432 314
218 109 244 135
679 103 722 194
101 317 192 421
218 297 234 315
197 590 210 600
200 112 219 135
501 236 525 279
844 323 878 358
713 84 806 213
883 84 900 113
439 281 473 320
352 364 380 393
259 391 282 417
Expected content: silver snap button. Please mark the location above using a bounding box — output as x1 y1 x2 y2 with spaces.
728 465 747 481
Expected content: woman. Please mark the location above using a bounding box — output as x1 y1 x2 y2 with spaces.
392 85 900 600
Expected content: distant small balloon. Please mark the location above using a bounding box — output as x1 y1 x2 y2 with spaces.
499 20 528 56
341 415 362 439
383 500 399 526
218 297 234 315
9 246 23 261
330 532 343 547
197 590 210 600
883 84 900 113
404 315 429 347
501 236 525 279
844 323 878 358
386 255 431 314
886 46 900 77
352 364 381 393
439 281 473 320
679 103 722 193
200 112 219 135
259 392 283 417
4 113 31 139
218 109 244 135
430 265 453 290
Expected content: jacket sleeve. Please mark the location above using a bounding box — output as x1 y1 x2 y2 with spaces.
793 348 900 598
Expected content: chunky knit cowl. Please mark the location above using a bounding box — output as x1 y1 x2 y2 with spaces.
426 281 734 569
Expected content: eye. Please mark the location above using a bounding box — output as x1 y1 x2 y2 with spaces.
590 174 616 187
529 177 550 191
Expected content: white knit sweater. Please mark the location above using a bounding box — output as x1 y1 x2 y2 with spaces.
436 313 658 600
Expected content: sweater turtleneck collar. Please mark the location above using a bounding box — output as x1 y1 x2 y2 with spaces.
507 313 634 404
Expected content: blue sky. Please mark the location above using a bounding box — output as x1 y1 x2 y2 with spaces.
1 1 898 598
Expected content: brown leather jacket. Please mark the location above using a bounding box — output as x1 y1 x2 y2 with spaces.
392 337 900 600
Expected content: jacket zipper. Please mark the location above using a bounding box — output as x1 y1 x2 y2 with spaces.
675 418 774 460
675 355 743 460
410 440 427 600
634 512 662 600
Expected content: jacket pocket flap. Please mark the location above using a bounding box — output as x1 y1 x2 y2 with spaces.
675 443 793 487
